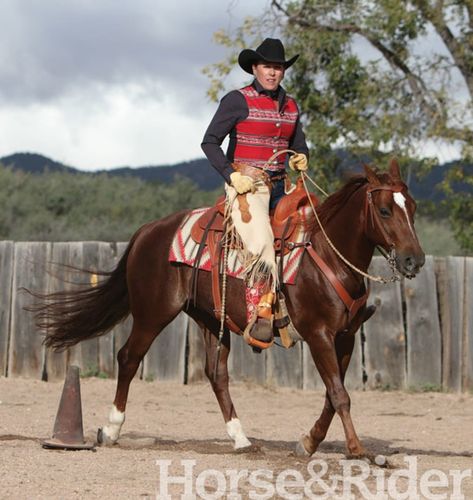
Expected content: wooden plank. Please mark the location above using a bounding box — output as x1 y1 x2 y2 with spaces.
112 242 132 377
266 341 303 388
73 241 100 375
363 257 406 389
405 255 442 389
186 318 206 383
143 312 188 382
0 241 14 377
228 334 266 384
45 242 83 381
438 256 465 391
9 242 51 378
463 257 473 392
302 341 323 390
97 242 116 378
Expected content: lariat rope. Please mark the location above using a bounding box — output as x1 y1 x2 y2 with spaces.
263 149 401 284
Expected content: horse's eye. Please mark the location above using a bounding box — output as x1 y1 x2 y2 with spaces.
379 207 391 218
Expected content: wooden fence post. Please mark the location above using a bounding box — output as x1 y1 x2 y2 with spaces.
463 257 473 392
437 257 465 391
67 242 98 373
111 242 133 378
45 242 83 381
229 335 266 385
9 242 51 378
266 341 303 388
405 255 442 389
363 257 406 389
0 241 14 377
186 318 206 383
97 242 117 378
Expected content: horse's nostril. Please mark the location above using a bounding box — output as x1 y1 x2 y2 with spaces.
405 256 415 271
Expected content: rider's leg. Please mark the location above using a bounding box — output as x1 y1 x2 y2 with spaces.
225 182 276 343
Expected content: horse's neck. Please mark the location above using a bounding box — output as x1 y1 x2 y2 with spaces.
317 186 375 273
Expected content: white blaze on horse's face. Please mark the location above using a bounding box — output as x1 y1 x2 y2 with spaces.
393 192 416 240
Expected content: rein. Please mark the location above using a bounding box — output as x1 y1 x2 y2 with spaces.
263 149 401 284
301 173 401 284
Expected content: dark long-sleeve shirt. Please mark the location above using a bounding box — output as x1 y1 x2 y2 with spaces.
201 80 309 184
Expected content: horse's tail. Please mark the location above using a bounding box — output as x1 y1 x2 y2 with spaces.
27 233 140 352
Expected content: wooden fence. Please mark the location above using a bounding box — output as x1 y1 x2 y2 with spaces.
0 241 472 392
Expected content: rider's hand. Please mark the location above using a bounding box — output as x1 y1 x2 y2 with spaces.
289 153 308 172
230 172 255 194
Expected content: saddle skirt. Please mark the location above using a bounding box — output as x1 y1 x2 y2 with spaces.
169 204 315 285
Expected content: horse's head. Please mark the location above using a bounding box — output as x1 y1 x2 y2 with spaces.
363 158 425 278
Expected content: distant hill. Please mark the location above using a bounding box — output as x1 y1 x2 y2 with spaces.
0 151 470 201
0 152 223 191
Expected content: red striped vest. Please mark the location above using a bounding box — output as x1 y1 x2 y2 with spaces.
233 85 299 171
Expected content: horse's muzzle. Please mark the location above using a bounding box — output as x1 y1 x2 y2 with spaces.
396 252 425 279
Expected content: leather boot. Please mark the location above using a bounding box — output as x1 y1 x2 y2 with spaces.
248 292 274 343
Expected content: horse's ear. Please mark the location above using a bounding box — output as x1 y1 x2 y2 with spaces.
363 164 381 185
389 157 402 181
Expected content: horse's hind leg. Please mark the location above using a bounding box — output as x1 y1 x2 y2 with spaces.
98 318 171 444
202 325 252 449
298 328 364 457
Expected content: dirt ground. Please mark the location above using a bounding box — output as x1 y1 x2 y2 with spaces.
0 377 472 499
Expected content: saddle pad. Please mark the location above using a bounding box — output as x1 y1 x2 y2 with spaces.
169 207 309 285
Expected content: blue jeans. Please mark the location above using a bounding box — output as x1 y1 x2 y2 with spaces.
269 177 286 210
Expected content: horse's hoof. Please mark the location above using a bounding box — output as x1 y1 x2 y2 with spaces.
234 437 252 450
295 436 312 457
96 427 117 446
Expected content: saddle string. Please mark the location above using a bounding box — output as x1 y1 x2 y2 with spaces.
213 193 236 382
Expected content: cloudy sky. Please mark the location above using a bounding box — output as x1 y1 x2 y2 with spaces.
0 0 272 170
0 0 464 171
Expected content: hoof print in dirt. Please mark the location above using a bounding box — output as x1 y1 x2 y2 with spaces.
234 443 262 455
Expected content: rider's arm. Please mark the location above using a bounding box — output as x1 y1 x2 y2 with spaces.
289 103 310 159
201 91 248 184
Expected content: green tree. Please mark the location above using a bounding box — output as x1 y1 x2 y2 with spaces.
205 0 473 251
0 165 219 241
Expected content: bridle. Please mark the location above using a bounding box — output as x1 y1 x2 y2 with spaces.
302 174 403 284
364 184 406 249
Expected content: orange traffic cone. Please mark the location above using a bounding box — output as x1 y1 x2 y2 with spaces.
42 365 94 450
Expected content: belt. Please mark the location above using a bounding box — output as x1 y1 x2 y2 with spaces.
269 173 287 183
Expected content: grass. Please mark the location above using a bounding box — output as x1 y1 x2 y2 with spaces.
80 365 109 379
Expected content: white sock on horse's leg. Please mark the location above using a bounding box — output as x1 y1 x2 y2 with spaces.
226 418 252 449
101 405 125 443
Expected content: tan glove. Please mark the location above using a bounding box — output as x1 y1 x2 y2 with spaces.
288 153 308 172
230 171 254 194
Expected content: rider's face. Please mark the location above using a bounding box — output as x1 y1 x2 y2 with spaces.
252 62 285 91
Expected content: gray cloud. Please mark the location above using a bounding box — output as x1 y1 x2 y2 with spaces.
0 0 267 107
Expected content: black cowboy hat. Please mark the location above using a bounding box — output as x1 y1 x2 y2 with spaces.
238 38 299 75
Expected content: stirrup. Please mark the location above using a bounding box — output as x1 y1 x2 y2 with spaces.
243 317 274 350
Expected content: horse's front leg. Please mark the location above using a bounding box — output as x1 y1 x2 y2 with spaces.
202 325 252 450
299 328 365 457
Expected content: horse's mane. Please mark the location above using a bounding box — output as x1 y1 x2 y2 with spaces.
316 175 368 226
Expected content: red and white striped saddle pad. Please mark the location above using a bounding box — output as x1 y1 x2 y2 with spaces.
169 207 311 285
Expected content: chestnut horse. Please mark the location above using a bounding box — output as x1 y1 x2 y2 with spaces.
32 159 424 456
